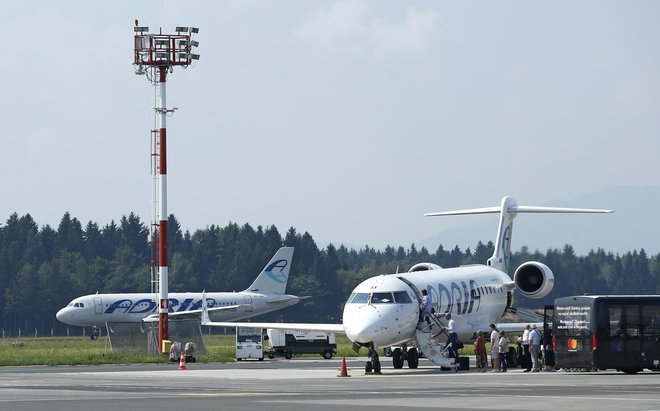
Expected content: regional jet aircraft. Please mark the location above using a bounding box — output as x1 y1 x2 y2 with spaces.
202 197 613 373
57 247 300 338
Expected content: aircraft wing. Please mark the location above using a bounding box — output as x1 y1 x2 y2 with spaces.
141 304 248 322
201 319 345 333
266 296 303 304
200 292 343 332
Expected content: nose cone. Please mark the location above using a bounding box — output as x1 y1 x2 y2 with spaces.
343 304 384 344
56 307 69 324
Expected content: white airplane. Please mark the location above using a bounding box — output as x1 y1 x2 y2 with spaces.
57 247 301 338
201 197 613 373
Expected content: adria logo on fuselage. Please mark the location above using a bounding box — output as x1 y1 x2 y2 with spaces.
265 259 288 284
104 297 217 315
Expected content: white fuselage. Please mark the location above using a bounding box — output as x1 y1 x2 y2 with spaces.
341 265 511 347
56 291 299 327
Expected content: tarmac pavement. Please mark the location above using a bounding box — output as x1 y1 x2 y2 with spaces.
1 358 659 411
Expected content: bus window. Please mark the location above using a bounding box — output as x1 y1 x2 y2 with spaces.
608 305 625 352
624 304 641 353
641 304 660 337
641 304 660 353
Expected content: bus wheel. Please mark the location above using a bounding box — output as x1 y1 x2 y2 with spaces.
622 368 642 374
284 351 293 360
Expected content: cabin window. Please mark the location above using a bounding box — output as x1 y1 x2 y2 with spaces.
370 293 394 304
350 293 369 304
393 291 412 303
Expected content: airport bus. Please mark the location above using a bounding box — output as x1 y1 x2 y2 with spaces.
553 295 660 374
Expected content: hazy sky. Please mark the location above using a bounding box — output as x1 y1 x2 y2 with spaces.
2 1 659 254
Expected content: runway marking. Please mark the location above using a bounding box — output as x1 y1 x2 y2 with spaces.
178 392 289 397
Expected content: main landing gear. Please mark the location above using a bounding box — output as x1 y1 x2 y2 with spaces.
391 344 419 369
90 326 99 341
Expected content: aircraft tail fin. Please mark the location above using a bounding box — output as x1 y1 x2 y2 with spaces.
245 247 294 294
425 196 613 273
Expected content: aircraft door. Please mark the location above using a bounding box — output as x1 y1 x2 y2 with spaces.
396 277 423 305
244 296 254 312
94 297 103 314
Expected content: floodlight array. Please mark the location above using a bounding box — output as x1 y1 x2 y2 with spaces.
133 24 200 74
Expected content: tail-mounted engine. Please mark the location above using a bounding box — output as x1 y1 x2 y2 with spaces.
408 263 442 272
513 261 554 299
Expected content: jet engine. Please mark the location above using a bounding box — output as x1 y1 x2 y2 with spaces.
513 261 554 299
408 263 442 272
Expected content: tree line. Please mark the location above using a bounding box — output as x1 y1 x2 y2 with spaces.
1 212 659 336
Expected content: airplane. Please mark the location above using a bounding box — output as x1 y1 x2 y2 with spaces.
201 197 613 373
57 247 301 339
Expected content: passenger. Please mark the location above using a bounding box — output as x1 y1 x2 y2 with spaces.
420 289 433 326
474 331 488 370
515 336 523 368
443 312 459 362
530 324 542 372
498 330 508 372
522 324 531 372
489 323 500 371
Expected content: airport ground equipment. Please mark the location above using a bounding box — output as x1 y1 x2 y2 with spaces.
266 329 337 359
552 295 660 374
236 327 264 361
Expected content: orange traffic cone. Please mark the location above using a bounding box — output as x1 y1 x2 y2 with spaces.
178 352 187 370
337 356 350 377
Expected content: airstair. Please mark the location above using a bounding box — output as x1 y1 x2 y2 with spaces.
415 315 458 371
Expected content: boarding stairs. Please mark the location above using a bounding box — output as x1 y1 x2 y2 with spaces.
415 315 458 371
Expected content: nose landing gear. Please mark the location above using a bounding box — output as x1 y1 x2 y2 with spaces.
365 342 382 374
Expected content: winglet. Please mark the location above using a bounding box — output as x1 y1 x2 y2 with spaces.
201 291 210 325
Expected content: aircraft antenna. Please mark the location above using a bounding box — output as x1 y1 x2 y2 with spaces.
133 20 200 353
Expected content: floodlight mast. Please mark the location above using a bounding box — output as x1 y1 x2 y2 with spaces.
133 20 200 354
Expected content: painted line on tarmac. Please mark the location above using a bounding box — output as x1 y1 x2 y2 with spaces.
178 392 290 397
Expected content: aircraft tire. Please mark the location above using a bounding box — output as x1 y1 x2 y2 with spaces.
407 348 419 369
284 351 293 360
365 361 373 373
392 348 404 369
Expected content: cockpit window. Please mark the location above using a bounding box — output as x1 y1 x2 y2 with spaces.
370 293 394 304
393 291 412 303
350 293 369 304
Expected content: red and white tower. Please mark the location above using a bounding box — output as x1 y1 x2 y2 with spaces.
133 22 200 353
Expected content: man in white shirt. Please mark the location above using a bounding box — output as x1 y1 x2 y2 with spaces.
489 323 500 371
522 324 531 372
443 313 458 362
529 324 542 372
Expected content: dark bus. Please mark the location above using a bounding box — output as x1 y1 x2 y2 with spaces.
553 295 660 374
